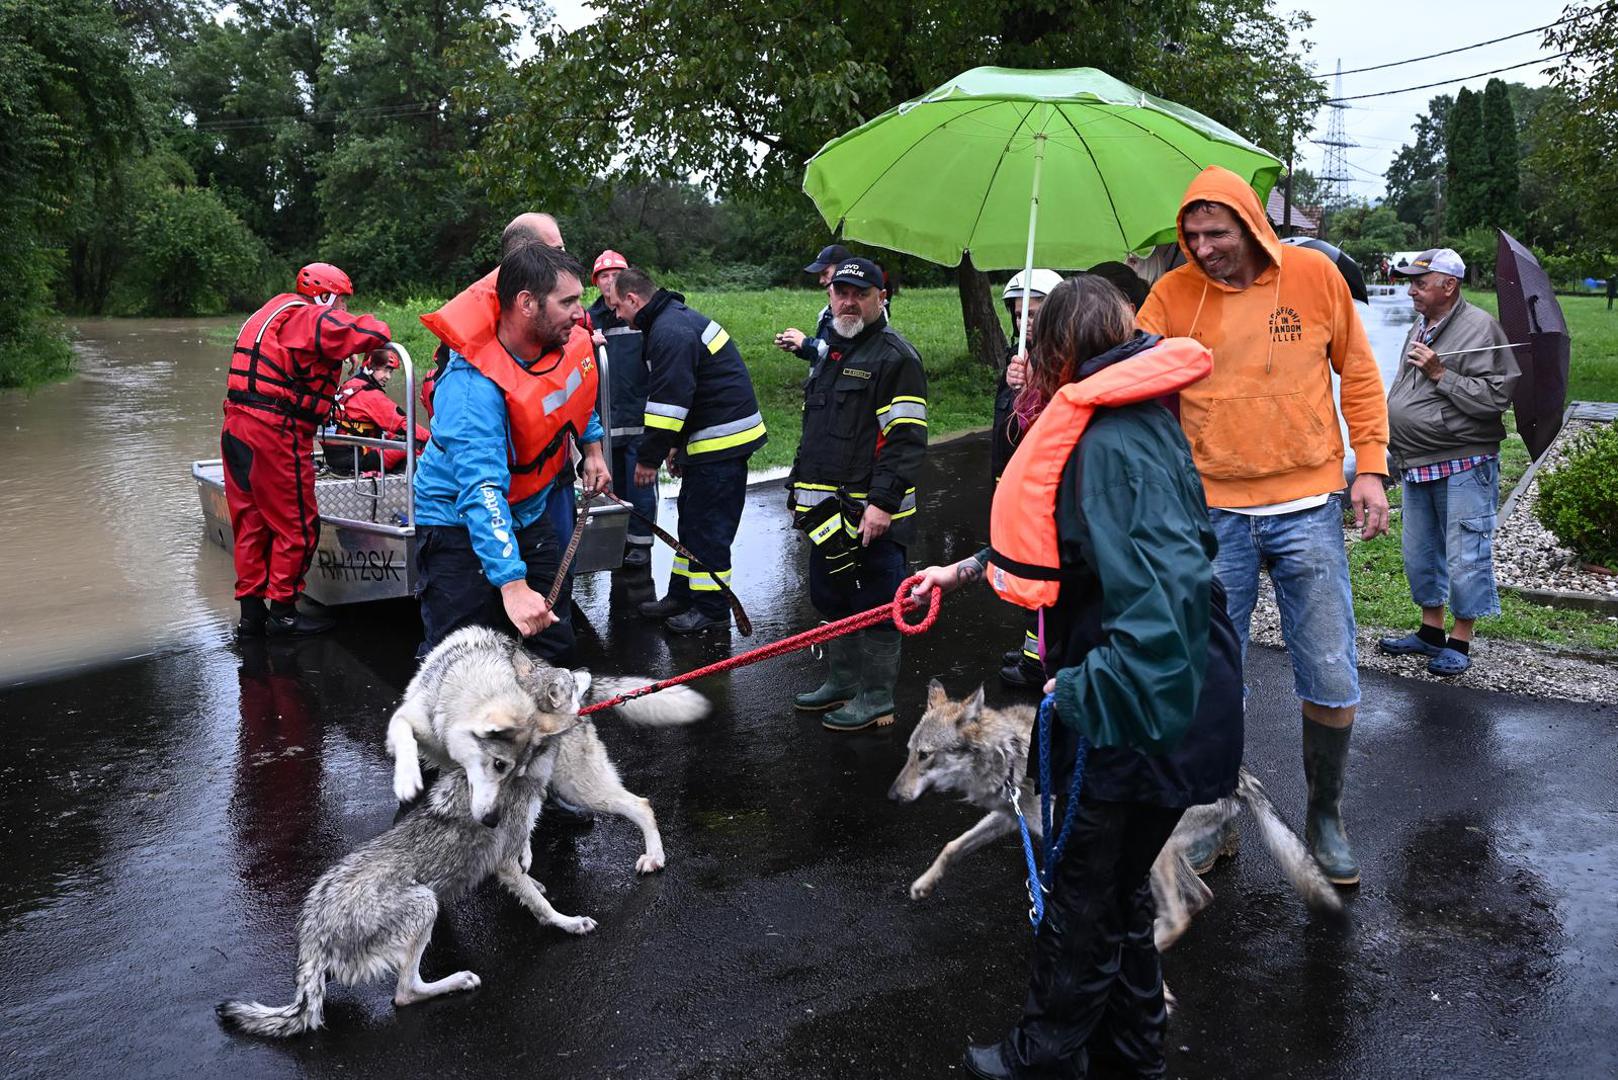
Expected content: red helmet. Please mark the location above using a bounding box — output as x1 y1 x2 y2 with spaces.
296 262 353 298
592 250 629 282
367 347 401 370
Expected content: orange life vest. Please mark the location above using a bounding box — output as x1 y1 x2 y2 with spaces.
419 271 598 504
988 336 1213 610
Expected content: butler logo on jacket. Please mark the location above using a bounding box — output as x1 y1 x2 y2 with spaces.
989 335 1213 610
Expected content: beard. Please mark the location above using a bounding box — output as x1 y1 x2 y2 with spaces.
832 313 866 338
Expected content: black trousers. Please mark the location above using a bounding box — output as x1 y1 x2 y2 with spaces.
415 517 575 661
1004 797 1185 1079
667 456 748 618
807 531 907 620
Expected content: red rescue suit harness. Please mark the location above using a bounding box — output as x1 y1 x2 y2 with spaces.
226 294 340 426
988 337 1213 610
420 271 598 504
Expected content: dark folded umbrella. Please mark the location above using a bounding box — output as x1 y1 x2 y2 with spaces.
1280 236 1368 304
1496 229 1571 459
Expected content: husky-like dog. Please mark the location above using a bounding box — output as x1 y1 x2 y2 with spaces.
388 626 709 874
889 681 1340 950
218 668 596 1038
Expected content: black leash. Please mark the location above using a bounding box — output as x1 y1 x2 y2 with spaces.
598 490 753 635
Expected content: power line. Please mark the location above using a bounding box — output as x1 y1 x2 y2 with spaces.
1304 11 1591 80
1325 53 1570 103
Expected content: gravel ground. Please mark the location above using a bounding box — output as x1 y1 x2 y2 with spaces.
1248 576 1618 704
1495 418 1618 600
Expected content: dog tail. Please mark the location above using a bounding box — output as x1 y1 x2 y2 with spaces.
1235 767 1343 915
589 677 710 726
216 951 326 1038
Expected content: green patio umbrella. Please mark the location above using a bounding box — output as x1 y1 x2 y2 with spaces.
803 66 1284 358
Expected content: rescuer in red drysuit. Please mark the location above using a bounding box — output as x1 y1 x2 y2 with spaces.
221 262 391 637
329 349 428 474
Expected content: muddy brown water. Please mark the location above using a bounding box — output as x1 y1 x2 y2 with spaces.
0 300 1417 685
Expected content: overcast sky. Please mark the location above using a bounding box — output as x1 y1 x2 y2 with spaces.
542 0 1571 201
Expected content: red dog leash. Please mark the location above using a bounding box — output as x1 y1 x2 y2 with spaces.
580 574 942 715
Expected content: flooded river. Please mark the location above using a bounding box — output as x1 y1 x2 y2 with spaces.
0 296 1417 685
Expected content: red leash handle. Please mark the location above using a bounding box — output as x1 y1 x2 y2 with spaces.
580 575 940 715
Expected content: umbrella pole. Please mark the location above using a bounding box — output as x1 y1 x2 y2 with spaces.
1015 129 1048 364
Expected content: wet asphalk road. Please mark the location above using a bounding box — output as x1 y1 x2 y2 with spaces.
2 435 1615 1080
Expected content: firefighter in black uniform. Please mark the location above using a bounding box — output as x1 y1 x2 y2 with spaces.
611 267 768 634
788 257 928 732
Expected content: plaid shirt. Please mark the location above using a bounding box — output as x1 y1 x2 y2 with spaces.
1403 454 1494 484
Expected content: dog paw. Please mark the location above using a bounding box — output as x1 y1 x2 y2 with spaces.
393 763 424 804
557 914 597 935
635 853 665 875
909 877 936 900
450 970 481 993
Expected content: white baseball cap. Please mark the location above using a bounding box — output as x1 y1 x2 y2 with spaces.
1392 248 1465 278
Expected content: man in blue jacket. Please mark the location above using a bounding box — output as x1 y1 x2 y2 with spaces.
413 242 609 659
612 267 766 634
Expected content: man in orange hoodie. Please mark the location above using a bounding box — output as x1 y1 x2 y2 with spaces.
1138 166 1389 887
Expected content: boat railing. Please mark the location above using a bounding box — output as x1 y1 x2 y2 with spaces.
316 341 417 537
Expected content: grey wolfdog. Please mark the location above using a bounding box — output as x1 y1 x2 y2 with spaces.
218 667 595 1039
388 626 709 838
889 681 1341 951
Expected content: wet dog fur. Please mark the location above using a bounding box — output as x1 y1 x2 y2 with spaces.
218 667 595 1038
387 626 709 873
889 681 1341 951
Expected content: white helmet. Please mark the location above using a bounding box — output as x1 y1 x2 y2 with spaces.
1003 269 1064 306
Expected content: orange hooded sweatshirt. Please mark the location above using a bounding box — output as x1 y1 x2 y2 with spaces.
1137 166 1388 508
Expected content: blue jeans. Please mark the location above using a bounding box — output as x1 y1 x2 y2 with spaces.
1400 458 1500 621
1209 495 1360 708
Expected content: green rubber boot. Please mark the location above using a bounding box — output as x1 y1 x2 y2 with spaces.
1303 718 1361 886
823 629 900 732
794 634 860 712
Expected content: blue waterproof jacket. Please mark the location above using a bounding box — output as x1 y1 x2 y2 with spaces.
414 351 603 587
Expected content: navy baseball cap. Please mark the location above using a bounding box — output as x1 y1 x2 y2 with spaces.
804 244 853 274
827 256 884 291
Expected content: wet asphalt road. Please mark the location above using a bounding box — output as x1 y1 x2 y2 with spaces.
2 434 1615 1080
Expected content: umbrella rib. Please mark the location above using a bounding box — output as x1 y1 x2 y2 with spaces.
1074 100 1206 172
834 101 1011 237
962 100 1042 261
1055 103 1130 254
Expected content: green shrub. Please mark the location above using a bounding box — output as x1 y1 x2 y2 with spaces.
1536 423 1618 568
132 187 270 315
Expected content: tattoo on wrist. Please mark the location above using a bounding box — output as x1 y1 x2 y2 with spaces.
954 559 983 586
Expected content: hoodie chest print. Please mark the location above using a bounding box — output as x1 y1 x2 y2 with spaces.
1268 306 1304 344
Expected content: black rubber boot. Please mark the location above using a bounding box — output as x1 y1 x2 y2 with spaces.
638 595 688 620
265 599 335 637
1303 719 1360 886
999 656 1046 690
236 597 269 639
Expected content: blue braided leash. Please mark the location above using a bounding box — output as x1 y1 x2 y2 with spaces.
1012 692 1090 930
